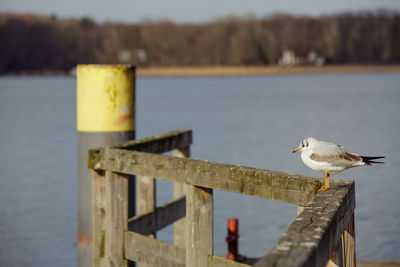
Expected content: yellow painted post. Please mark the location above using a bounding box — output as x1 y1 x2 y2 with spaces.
77 64 136 267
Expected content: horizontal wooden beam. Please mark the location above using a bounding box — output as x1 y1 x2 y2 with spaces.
208 256 252 267
92 148 324 205
124 233 253 267
89 129 192 169
128 196 186 235
254 181 355 267
124 233 254 267
124 231 185 267
116 129 192 152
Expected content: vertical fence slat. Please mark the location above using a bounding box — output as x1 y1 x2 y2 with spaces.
105 171 128 267
173 147 190 248
136 175 156 267
93 170 106 267
186 185 213 267
136 175 156 229
342 214 356 267
326 237 343 267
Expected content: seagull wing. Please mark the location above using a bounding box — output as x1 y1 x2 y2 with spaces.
309 143 362 168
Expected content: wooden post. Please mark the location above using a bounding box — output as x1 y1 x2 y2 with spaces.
92 170 106 267
186 185 213 267
326 237 343 267
77 64 135 267
342 214 356 267
173 147 190 248
104 171 129 267
136 175 156 228
326 214 355 267
136 175 156 267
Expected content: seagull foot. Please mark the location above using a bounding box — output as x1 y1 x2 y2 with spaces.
318 186 330 192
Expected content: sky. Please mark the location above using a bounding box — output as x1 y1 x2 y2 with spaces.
1 0 400 23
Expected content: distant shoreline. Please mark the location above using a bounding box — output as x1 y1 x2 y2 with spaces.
136 65 400 77
2 65 400 77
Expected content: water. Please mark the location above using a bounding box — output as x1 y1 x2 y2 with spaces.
0 73 399 266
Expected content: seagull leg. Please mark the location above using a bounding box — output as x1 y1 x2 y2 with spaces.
318 172 330 192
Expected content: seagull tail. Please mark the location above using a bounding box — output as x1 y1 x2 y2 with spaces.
361 156 385 165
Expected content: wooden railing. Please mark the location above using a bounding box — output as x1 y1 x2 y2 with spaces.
88 129 355 267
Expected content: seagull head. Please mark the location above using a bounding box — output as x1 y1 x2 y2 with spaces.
292 137 317 153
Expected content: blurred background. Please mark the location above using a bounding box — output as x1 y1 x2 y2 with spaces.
0 0 400 266
0 0 400 73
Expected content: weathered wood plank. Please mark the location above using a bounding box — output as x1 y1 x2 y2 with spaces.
92 170 105 267
89 130 192 169
136 175 156 232
104 171 129 267
342 214 356 267
208 256 252 267
327 236 343 267
116 129 192 152
136 175 156 267
254 181 355 267
128 196 186 235
124 231 185 267
186 185 213 267
173 147 190 248
92 148 324 205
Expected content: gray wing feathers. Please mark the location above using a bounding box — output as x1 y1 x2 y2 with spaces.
309 145 363 167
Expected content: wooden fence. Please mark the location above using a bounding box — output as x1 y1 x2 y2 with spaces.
88 129 356 267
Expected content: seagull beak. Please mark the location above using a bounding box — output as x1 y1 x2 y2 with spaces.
292 148 301 153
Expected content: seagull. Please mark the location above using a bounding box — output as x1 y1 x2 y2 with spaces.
293 137 384 192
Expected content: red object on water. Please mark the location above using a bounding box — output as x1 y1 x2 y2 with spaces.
228 218 238 232
225 218 244 261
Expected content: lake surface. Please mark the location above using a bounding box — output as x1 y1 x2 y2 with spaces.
0 73 399 266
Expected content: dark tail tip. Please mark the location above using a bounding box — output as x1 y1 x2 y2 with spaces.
361 156 385 165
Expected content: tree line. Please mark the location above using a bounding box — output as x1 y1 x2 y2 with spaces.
0 11 399 74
